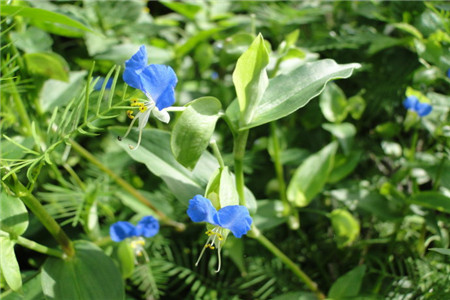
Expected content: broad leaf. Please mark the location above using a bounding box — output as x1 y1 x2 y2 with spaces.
171 97 222 169
41 240 124 300
0 5 92 37
232 33 269 125
111 127 218 202
0 191 29 236
328 265 366 298
409 192 450 213
227 60 360 130
319 82 348 123
0 237 22 292
287 142 338 207
24 52 69 81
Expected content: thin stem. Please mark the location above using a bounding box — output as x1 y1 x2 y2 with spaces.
269 122 290 215
13 180 75 257
249 226 325 299
69 139 185 231
8 78 32 136
408 127 419 162
233 130 249 206
210 139 225 170
0 230 64 258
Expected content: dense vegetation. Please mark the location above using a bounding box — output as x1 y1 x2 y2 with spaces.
1 1 449 299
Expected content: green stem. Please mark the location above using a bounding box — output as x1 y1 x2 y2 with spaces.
269 122 290 215
13 180 75 257
69 139 185 231
210 139 225 170
8 78 32 136
233 130 249 206
249 227 325 299
0 230 63 258
408 127 419 162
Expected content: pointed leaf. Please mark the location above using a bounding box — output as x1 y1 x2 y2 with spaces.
0 237 22 292
232 33 269 125
287 142 338 207
228 60 360 130
41 241 124 300
171 97 222 169
0 191 29 236
329 265 366 298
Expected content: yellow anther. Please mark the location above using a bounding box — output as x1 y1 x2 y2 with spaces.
127 110 134 119
205 230 213 236
132 99 138 104
139 105 147 112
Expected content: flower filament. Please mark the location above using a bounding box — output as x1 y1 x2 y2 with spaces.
195 227 225 272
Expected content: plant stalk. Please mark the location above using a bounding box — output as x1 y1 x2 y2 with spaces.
0 230 64 258
14 180 75 257
69 139 185 231
233 130 249 206
249 227 325 299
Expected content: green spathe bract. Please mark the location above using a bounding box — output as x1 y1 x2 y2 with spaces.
171 97 222 169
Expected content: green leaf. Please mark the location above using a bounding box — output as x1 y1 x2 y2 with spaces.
111 128 218 202
175 27 225 58
24 52 69 81
328 151 361 184
0 191 29 236
41 240 124 300
160 1 201 20
232 33 269 125
322 122 356 155
40 71 87 112
287 142 338 207
409 192 450 213
329 209 360 248
0 5 92 37
3 272 44 300
430 248 450 256
228 60 360 130
328 265 366 298
347 94 366 120
253 200 287 231
0 237 22 292
171 97 222 169
319 82 348 123
10 26 53 53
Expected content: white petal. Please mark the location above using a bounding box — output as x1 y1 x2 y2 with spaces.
152 108 170 123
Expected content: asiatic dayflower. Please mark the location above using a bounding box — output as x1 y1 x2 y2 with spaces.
119 45 178 150
403 95 432 117
110 216 159 257
187 195 253 272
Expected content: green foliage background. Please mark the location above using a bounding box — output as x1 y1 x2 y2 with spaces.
1 1 449 299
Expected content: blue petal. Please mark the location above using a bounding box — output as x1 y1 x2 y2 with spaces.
135 216 160 238
123 45 148 90
415 102 432 117
187 195 218 225
214 205 252 238
140 64 177 110
110 221 136 242
403 96 418 110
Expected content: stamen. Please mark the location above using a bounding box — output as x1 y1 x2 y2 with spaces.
127 110 134 119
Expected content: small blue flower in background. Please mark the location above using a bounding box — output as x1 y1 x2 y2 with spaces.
110 216 159 242
93 77 113 91
119 45 178 150
187 195 252 272
110 216 159 258
403 95 432 117
447 68 450 79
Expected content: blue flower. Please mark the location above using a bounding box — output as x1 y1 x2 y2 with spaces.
110 216 159 242
93 77 113 91
403 95 432 117
187 195 252 272
119 45 178 150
